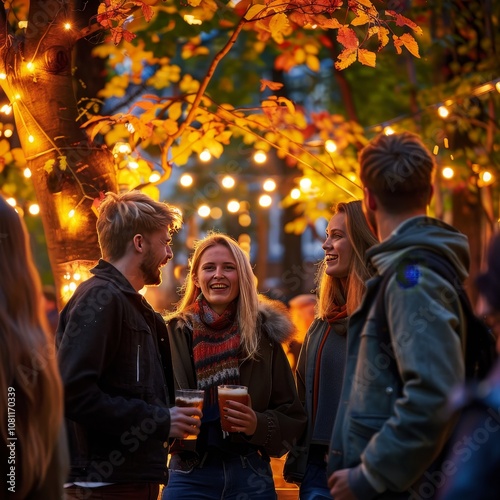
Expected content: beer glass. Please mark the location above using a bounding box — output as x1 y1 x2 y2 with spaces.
175 388 204 440
217 385 249 433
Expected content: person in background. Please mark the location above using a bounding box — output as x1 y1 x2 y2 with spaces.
284 200 377 498
56 191 201 500
163 232 307 500
437 231 500 500
286 293 317 372
328 132 469 499
0 194 68 499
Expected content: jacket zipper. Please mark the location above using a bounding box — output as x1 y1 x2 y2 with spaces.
136 344 141 382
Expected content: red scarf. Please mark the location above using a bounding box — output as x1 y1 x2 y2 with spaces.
191 296 240 410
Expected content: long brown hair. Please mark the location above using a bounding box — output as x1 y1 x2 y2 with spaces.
316 200 378 318
0 196 63 497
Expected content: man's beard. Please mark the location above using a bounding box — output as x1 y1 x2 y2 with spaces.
140 250 162 286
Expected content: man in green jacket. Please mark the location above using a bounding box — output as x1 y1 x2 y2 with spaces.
328 132 469 499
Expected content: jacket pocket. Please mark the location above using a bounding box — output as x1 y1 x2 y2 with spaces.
346 415 388 466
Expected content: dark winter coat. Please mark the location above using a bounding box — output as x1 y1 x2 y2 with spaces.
56 260 174 484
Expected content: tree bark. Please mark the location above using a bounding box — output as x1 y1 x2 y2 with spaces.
0 0 117 306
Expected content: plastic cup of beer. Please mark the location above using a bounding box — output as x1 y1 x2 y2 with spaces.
217 385 249 433
175 389 204 440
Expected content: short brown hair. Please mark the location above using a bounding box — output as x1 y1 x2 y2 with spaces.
97 191 182 261
359 132 435 212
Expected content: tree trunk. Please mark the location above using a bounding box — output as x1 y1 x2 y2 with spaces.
0 0 117 306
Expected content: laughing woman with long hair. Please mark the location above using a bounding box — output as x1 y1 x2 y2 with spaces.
0 195 67 499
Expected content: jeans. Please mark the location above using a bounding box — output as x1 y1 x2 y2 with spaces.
299 462 331 500
162 451 277 500
64 483 160 500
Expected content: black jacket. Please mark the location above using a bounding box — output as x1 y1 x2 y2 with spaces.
56 260 174 484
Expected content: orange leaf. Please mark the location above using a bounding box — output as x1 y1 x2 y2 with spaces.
357 48 376 67
269 13 290 43
393 34 420 58
260 79 285 91
386 10 423 36
319 18 342 30
337 26 358 50
335 48 357 70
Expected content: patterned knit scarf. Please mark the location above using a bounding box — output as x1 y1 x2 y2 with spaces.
191 295 240 413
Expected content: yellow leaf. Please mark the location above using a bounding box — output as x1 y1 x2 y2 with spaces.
44 159 56 174
306 54 320 72
269 13 290 44
350 11 371 26
58 155 68 171
169 101 183 121
335 49 357 70
277 96 295 114
245 4 266 21
357 48 376 67
294 48 306 65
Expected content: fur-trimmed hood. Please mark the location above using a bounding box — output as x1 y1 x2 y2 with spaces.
257 294 295 344
165 294 295 345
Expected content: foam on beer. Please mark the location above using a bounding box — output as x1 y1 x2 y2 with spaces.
218 387 247 396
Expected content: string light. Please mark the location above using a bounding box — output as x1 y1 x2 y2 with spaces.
299 178 312 191
227 200 240 213
23 168 32 178
197 204 210 217
325 140 337 153
263 178 276 192
290 188 301 199
64 22 72 30
28 204 40 215
180 173 193 187
253 150 267 164
258 194 272 207
384 126 395 135
149 172 161 182
128 160 139 169
221 175 235 188
442 167 455 179
438 106 450 118
199 149 212 162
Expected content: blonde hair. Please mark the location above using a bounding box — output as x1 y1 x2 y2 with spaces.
359 131 435 213
167 233 260 359
316 200 378 318
97 190 182 261
0 195 63 497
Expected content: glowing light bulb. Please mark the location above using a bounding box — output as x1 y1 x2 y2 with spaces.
128 161 139 169
4 129 12 137
1 105 12 115
180 174 193 187
28 204 40 215
263 179 276 192
442 167 454 179
253 150 267 164
64 22 72 30
23 168 32 178
28 135 34 143
290 188 300 200
68 209 75 218
149 172 161 183
199 149 211 162
325 140 337 153
438 106 450 118
384 127 395 136
221 175 235 189
0 73 6 80
227 200 240 213
73 273 81 281
197 205 210 217
259 194 272 208
26 61 34 72
299 178 312 191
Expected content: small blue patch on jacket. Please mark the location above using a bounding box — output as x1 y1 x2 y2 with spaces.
395 261 421 289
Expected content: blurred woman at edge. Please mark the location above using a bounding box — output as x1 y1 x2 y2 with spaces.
0 195 67 499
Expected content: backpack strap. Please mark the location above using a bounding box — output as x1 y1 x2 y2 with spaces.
373 248 495 382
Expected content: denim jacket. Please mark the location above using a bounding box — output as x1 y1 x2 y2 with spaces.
56 260 174 484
